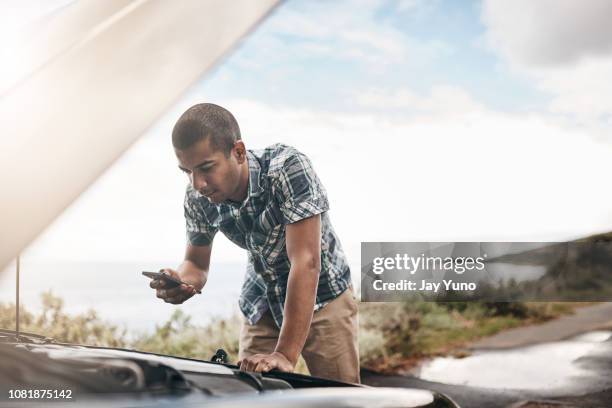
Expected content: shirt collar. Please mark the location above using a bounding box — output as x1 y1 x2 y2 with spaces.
246 150 264 199
225 150 264 208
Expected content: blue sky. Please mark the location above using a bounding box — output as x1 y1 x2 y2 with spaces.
200 0 547 114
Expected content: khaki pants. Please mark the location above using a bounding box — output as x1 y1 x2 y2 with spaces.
238 287 360 383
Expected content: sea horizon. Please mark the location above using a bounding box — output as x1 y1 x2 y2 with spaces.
0 259 247 335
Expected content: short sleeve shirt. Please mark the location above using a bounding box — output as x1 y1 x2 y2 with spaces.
184 143 351 327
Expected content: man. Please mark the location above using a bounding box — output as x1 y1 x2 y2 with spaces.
150 103 359 383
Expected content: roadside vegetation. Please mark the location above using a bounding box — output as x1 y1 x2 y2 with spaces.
358 300 583 372
0 291 127 347
0 291 586 375
0 291 238 360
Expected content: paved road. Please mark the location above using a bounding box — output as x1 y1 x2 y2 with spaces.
362 303 612 408
471 302 612 349
362 369 612 408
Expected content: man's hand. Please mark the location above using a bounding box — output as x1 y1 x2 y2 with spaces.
150 268 199 304
238 351 295 373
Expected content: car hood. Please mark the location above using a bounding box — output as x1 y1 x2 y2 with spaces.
0 338 459 407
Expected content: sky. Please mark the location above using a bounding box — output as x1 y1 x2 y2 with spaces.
3 0 612 285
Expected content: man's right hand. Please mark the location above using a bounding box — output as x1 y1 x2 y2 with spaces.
150 268 200 304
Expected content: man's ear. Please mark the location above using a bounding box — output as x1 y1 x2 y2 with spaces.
233 140 247 163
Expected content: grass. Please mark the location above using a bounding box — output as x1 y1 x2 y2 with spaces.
0 291 313 373
0 291 590 375
358 301 586 373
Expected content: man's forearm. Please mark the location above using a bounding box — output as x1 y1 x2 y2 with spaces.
274 262 320 365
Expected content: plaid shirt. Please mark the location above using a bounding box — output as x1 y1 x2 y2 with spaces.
184 143 351 327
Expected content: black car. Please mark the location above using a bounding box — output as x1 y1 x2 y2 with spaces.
0 329 459 407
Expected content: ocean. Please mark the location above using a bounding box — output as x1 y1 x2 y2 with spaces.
0 260 246 334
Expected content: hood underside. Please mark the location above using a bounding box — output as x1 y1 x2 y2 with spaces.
0 0 279 272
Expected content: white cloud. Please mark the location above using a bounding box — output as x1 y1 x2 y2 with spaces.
396 0 423 12
21 98 612 283
238 0 451 72
354 85 484 115
482 0 612 126
221 98 612 244
482 0 612 67
539 59 612 121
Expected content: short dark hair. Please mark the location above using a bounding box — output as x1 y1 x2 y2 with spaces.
172 103 241 155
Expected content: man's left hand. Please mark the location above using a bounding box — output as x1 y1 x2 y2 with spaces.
238 351 295 373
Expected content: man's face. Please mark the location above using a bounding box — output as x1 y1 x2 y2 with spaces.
175 138 244 204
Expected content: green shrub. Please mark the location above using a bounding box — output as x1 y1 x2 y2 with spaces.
132 309 241 362
0 291 127 347
0 292 582 375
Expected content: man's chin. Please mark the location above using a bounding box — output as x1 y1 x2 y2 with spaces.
206 194 223 204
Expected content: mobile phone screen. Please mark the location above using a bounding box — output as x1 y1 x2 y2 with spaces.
142 271 182 287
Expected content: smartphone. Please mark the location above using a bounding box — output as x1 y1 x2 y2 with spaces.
142 271 202 294
142 271 184 289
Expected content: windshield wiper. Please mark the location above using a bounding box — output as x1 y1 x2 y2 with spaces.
0 328 56 344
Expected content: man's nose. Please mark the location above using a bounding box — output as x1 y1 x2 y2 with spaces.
191 173 207 191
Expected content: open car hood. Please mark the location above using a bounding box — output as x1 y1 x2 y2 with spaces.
0 0 279 271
